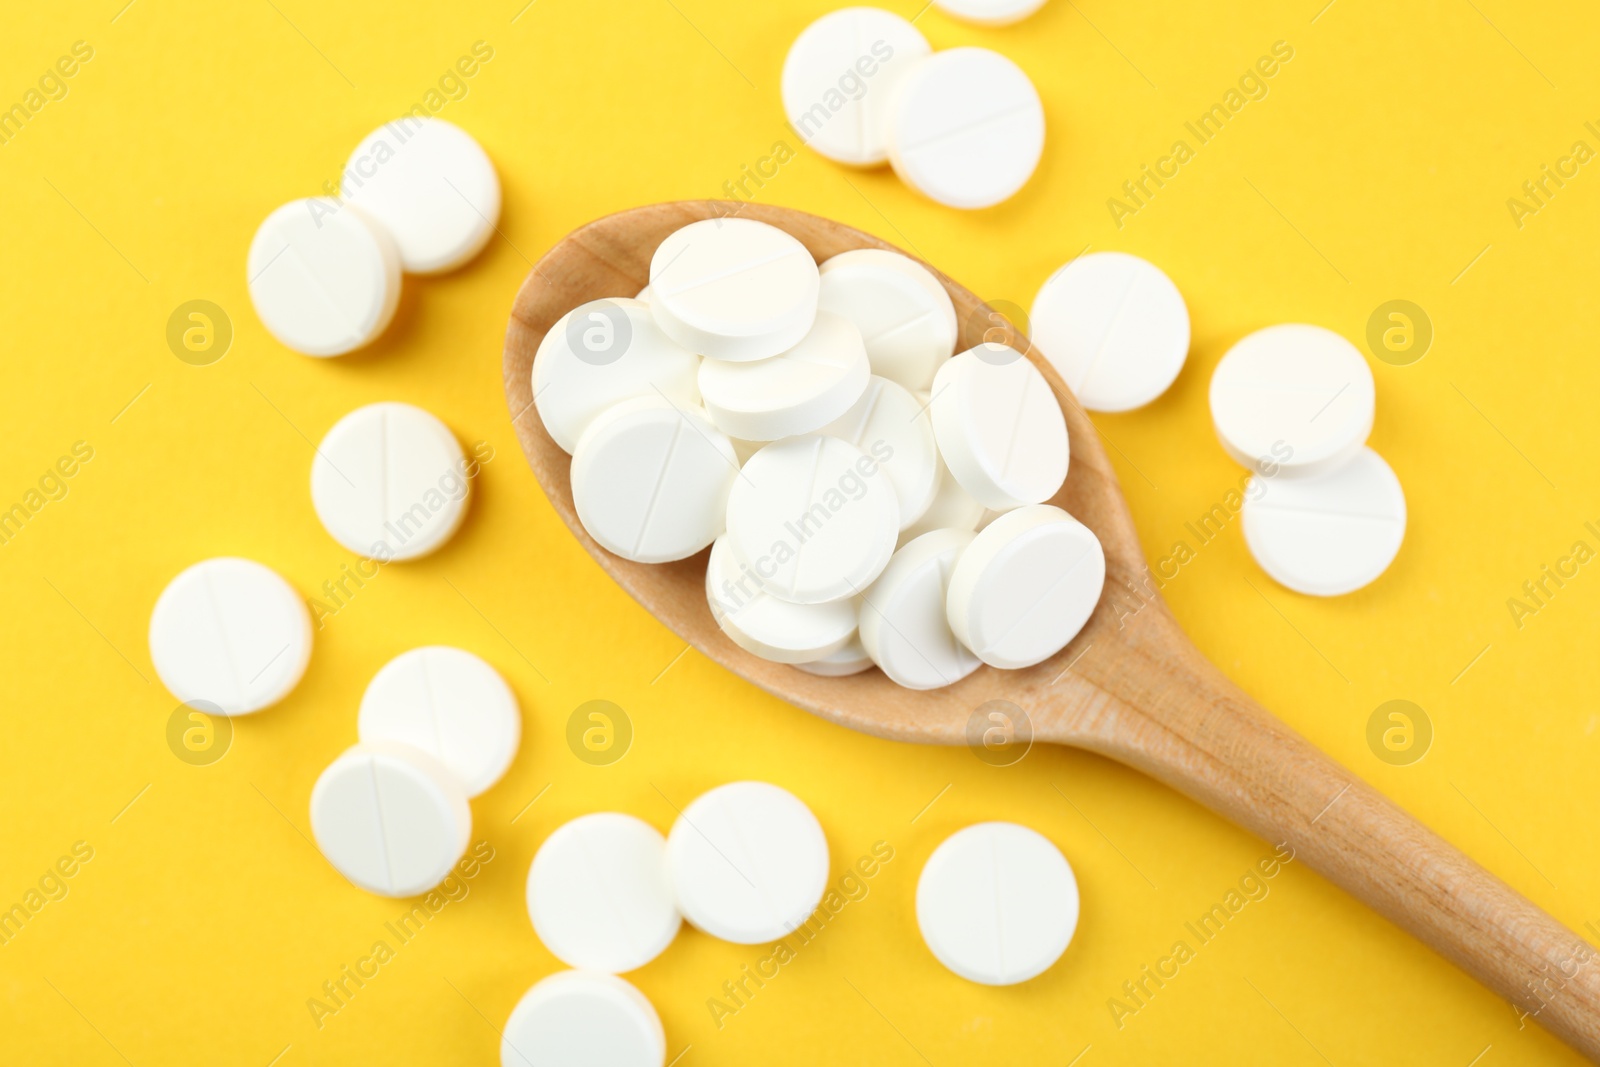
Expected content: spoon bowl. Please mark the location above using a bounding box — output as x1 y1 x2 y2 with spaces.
505 200 1600 1060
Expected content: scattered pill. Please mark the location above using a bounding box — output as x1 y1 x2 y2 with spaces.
1242 446 1406 596
247 197 401 357
666 781 829 944
149 557 313 716
917 822 1079 985
533 297 701 454
929 347 1069 510
886 48 1045 210
860 529 982 690
724 435 900 605
341 117 501 274
782 9 932 167
527 813 681 974
946 504 1104 669
310 402 470 561
898 454 988 545
571 396 738 564
822 376 939 530
795 634 874 677
706 537 858 663
932 0 1048 24
310 740 472 898
649 218 820 362
1210 324 1375 480
358 647 520 797
817 249 956 392
501 971 665 1067
1030 251 1190 413
698 311 870 441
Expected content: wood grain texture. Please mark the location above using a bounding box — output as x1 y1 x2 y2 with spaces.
504 200 1600 1060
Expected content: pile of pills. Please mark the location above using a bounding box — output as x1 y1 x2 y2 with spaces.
1210 324 1406 596
533 216 1108 690
782 8 1046 209
505 781 1079 1067
247 116 501 356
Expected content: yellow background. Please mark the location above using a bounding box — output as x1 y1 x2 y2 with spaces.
2 0 1596 1062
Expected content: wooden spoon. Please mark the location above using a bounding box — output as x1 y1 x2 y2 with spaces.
504 200 1600 1059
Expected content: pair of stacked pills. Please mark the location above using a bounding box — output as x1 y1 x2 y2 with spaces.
247 117 501 356
533 216 1107 691
781 7 1046 208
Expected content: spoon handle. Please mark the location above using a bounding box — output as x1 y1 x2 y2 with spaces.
1078 649 1600 1059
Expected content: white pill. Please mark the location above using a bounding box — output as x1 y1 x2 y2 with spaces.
635 284 652 302
1243 446 1406 596
246 198 401 357
706 537 857 664
527 813 680 974
886 48 1045 210
1210 324 1376 479
818 249 956 393
357 647 520 797
899 454 988 545
571 396 738 564
149 557 313 716
311 402 470 561
947 504 1104 670
666 781 829 944
932 0 1048 25
698 311 870 441
795 634 874 677
822 376 938 530
929 347 1069 510
310 740 472 898
1030 251 1190 413
649 218 820 362
781 8 932 167
917 822 1079 985
533 297 701 454
340 117 501 274
502 971 665 1067
860 529 982 690
725 435 899 605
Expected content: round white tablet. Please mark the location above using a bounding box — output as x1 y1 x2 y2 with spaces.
932 0 1048 25
1030 251 1190 413
886 48 1045 210
649 218 820 362
246 198 401 357
946 505 1104 670
917 822 1079 985
795 634 874 677
340 117 501 274
898 454 987 545
822 376 938 529
311 402 469 561
1210 324 1376 479
357 647 520 797
725 436 900 605
860 529 982 690
533 297 702 454
929 347 1069 510
571 396 738 564
149 557 312 716
1243 446 1406 596
818 249 956 392
781 8 932 167
706 537 857 664
502 971 665 1067
527 813 680 974
666 781 829 944
698 311 870 441
310 740 472 898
